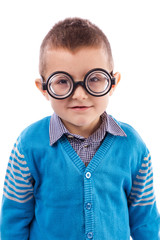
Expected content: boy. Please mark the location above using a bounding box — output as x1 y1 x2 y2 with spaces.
0 17 160 239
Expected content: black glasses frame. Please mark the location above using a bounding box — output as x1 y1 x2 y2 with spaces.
41 68 116 100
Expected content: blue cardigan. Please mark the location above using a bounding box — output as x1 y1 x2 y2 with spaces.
1 116 160 239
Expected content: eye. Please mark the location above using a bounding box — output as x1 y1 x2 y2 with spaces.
89 77 100 82
56 79 69 85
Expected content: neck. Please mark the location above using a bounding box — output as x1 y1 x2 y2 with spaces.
62 118 102 138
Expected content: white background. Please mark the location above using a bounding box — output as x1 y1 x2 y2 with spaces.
0 0 159 221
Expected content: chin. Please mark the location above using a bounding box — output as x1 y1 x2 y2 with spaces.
74 121 89 127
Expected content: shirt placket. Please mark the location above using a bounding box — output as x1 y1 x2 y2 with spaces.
78 140 90 165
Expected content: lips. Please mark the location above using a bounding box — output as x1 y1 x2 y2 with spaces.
69 105 92 111
72 106 89 108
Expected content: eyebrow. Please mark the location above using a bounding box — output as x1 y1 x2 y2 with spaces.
41 69 114 82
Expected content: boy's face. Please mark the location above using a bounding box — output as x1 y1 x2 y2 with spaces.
36 47 120 137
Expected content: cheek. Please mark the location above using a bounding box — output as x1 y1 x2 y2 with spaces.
50 101 60 112
49 98 67 115
94 95 110 110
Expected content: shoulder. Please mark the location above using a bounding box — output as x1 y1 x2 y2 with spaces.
112 116 147 152
109 116 150 178
119 121 141 139
21 116 51 136
18 116 51 147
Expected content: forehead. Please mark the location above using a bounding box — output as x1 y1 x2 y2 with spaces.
44 47 112 78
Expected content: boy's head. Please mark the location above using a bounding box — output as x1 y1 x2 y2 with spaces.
36 18 120 138
39 17 114 78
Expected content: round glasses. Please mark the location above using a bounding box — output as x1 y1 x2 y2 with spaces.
42 68 115 99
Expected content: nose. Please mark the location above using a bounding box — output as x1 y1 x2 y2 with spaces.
71 84 88 100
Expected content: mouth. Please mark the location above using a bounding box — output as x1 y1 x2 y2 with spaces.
69 106 92 111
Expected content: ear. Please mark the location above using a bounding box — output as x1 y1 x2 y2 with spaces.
35 78 50 101
109 72 121 96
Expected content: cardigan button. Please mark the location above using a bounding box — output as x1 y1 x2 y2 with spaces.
85 172 91 179
87 232 93 239
86 202 92 210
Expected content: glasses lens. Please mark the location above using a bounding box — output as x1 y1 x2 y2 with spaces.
86 70 111 95
48 73 73 98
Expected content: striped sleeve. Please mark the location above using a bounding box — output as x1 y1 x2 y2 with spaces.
128 153 156 207
128 150 160 239
3 140 34 203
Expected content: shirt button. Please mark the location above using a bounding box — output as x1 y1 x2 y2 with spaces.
86 172 91 179
86 202 92 210
84 144 89 148
87 232 93 239
67 135 74 138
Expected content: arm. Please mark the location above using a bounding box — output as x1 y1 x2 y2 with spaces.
0 138 35 240
128 150 160 239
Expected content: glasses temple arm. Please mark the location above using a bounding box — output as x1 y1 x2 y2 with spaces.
110 71 116 86
40 76 47 90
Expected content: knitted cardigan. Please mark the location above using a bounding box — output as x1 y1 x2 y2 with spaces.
1 116 160 240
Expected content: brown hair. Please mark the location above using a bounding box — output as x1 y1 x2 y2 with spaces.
39 17 114 77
